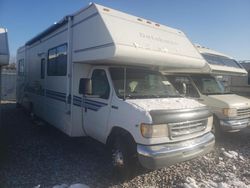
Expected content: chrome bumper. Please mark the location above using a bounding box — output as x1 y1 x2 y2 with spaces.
137 132 215 169
220 118 250 132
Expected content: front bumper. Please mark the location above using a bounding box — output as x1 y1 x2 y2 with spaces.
137 132 215 169
220 118 250 132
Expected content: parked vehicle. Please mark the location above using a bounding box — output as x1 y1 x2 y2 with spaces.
167 45 250 137
0 27 9 123
16 3 214 177
0 28 9 66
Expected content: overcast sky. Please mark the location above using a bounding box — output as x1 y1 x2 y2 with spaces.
1 0 250 61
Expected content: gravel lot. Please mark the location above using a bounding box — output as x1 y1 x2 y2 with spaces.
0 102 250 188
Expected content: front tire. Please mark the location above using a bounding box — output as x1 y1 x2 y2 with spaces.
110 135 137 181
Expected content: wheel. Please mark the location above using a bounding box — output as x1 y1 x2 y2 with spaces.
110 135 137 181
212 116 222 139
16 102 21 108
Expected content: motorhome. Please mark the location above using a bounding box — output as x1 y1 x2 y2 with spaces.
0 28 9 124
167 45 250 136
0 28 9 66
16 4 214 177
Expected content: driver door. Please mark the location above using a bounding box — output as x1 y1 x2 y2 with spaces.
83 69 111 143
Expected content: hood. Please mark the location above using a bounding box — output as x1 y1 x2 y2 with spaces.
127 98 205 112
208 94 250 108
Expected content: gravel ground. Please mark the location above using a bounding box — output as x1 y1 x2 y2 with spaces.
0 102 250 188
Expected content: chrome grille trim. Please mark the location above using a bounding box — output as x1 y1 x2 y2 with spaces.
169 119 207 139
237 108 250 118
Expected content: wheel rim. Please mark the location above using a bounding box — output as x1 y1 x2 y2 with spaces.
112 148 124 167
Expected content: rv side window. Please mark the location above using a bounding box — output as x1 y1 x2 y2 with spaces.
91 69 110 99
41 58 45 79
18 59 25 76
47 44 67 76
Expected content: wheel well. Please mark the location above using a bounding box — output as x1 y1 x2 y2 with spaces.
106 127 136 148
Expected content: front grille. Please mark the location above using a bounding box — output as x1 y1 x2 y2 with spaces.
237 108 250 118
169 119 207 139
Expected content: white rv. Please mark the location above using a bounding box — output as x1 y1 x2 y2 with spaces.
167 45 250 136
16 4 214 177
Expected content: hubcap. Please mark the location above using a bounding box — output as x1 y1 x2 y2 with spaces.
112 149 124 167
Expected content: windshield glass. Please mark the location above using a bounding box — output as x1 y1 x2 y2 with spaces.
110 68 180 99
191 75 230 95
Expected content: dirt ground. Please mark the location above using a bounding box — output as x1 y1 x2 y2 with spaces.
0 102 249 188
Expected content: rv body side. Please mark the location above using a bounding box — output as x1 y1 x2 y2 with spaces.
16 3 214 171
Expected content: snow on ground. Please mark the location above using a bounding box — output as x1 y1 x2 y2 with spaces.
183 174 249 188
181 148 249 188
33 183 89 188
52 183 89 188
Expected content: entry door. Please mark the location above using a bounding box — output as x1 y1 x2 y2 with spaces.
83 69 111 143
35 58 46 118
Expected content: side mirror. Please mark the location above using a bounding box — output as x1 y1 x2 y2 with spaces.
79 78 92 95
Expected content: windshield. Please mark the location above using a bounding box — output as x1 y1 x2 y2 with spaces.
191 75 230 95
110 68 180 99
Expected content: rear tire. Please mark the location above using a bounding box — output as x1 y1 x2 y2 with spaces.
110 134 137 181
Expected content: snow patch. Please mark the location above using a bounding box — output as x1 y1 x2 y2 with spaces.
221 149 245 161
182 175 249 188
52 184 89 188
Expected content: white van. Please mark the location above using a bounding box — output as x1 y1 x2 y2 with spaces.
16 4 214 177
167 46 250 136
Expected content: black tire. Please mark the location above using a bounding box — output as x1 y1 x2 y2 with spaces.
110 134 137 181
16 102 21 108
212 116 222 139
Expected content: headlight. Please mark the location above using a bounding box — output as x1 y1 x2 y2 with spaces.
223 108 237 117
140 123 169 138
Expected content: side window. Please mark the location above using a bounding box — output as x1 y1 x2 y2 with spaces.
41 58 45 79
47 48 56 76
18 59 24 76
47 44 67 76
91 69 110 99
